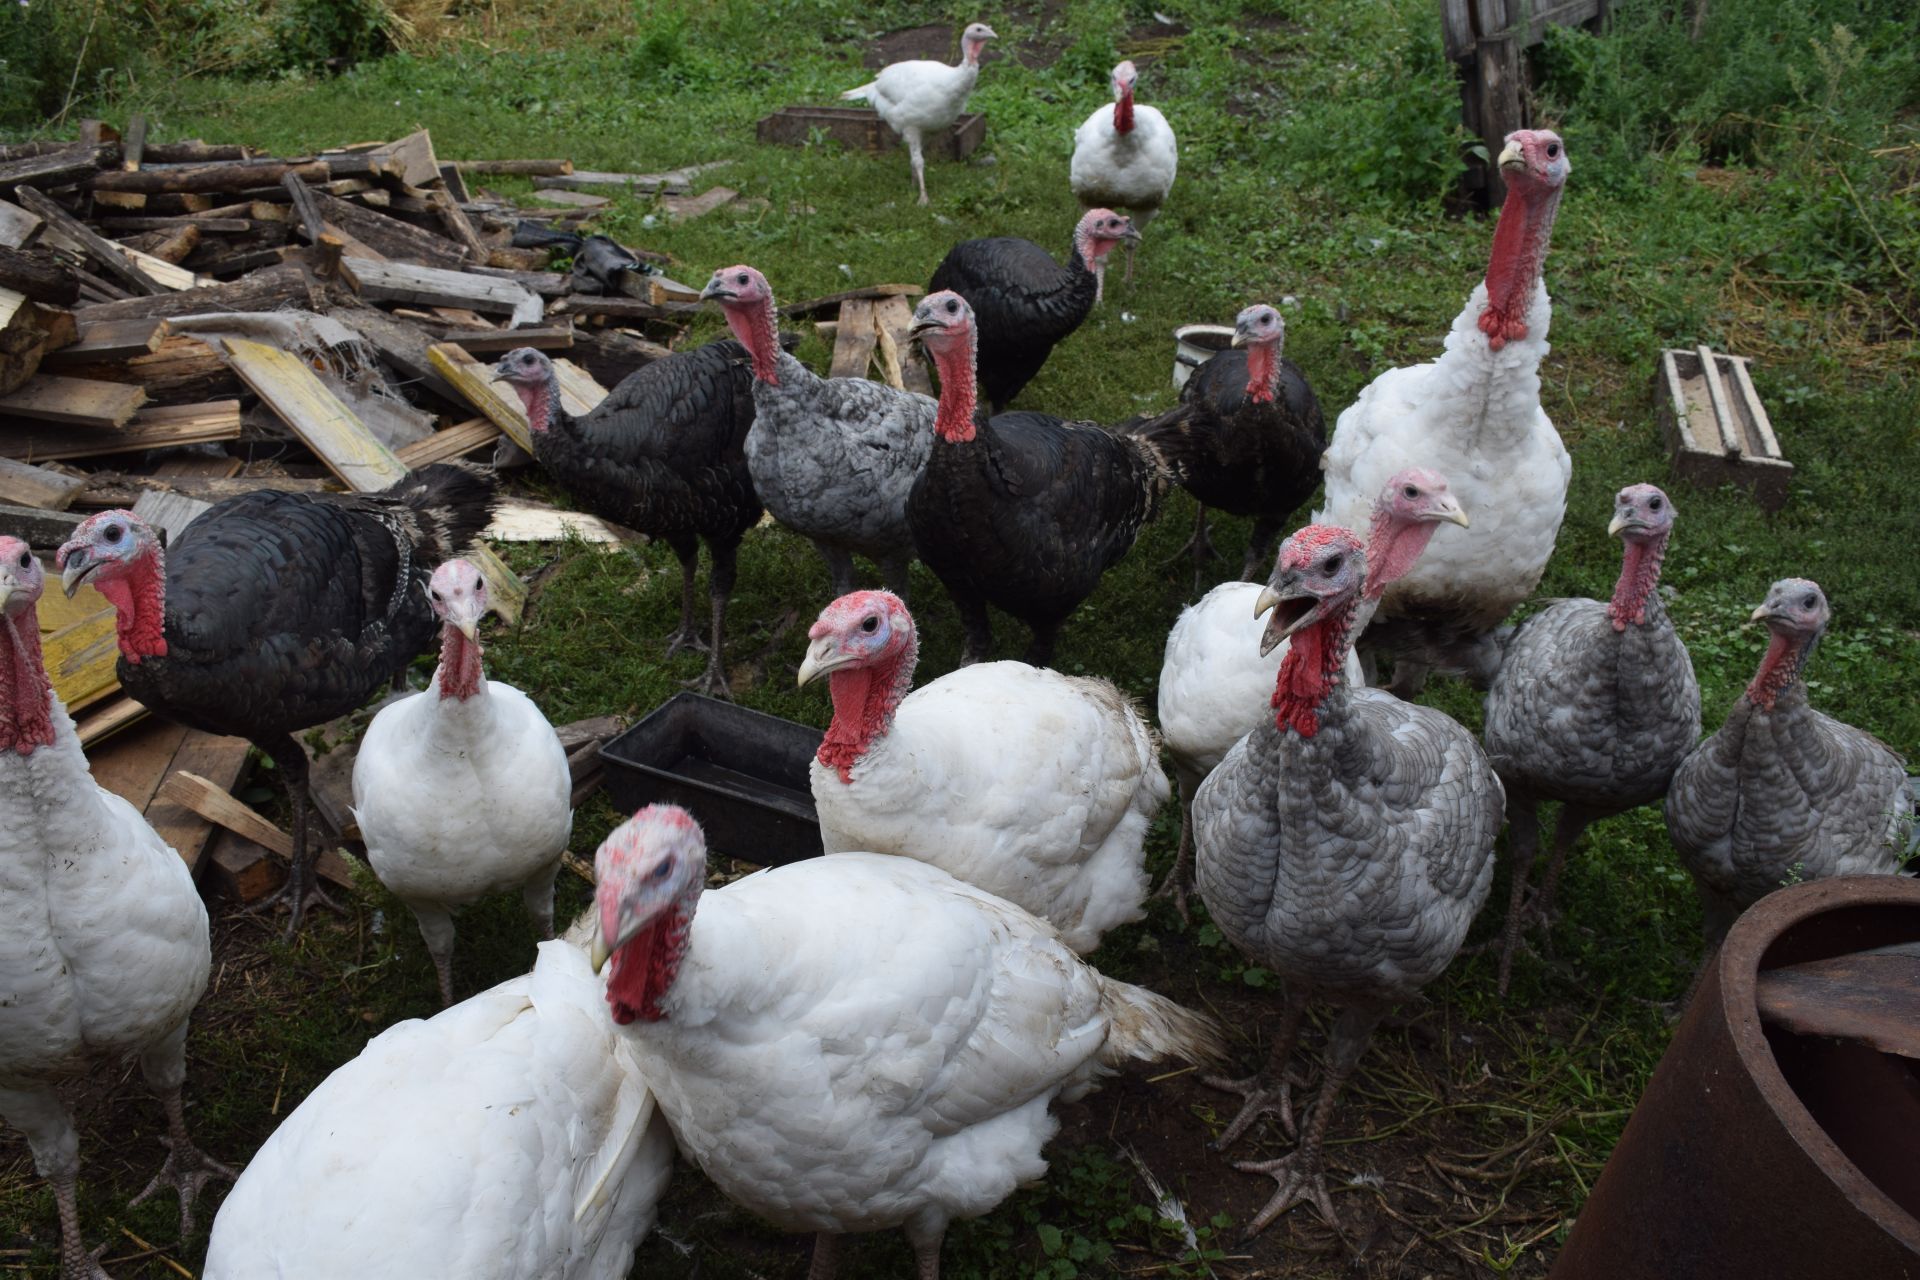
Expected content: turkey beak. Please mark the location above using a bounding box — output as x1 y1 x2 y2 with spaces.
1498 140 1526 172
797 637 853 688
1120 221 1142 243
699 278 736 303
57 548 94 599
1749 602 1773 624
1607 510 1640 537
1254 577 1322 655
1435 496 1470 528
589 931 611 974
488 356 514 383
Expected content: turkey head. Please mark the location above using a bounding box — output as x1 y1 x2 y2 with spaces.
590 805 709 1025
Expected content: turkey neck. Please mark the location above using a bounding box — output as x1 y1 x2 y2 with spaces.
1243 342 1281 406
1069 222 1107 306
1480 176 1562 348
0 602 53 755
961 34 988 67
928 331 981 444
1271 593 1359 738
1364 512 1439 600
518 367 569 440
817 638 918 783
1113 82 1135 134
434 622 486 703
1746 628 1816 713
1607 533 1668 631
97 548 169 662
605 883 700 1026
723 294 782 386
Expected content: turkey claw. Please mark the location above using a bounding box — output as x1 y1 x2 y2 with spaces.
247 869 348 939
681 664 734 701
130 1136 238 1238
1234 1149 1340 1239
663 626 709 658
1201 1069 1302 1148
1149 866 1191 925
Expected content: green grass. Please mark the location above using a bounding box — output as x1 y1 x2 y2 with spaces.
2 0 1917 1276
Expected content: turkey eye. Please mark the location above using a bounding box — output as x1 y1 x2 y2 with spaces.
860 616 878 633
1324 555 1343 574
1403 485 1418 499
1546 142 1560 158
103 525 122 543
945 300 957 313
1649 497 1663 510
430 590 441 602
650 859 674 881
1802 595 1817 608
16 552 28 568
736 273 748 284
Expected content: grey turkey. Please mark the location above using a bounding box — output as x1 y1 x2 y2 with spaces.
701 264 932 601
491 342 760 697
1480 484 1701 994
1158 303 1326 592
1192 523 1503 1235
926 208 1137 412
56 464 498 934
1665 578 1915 945
907 289 1189 666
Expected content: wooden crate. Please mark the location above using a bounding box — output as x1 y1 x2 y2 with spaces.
755 107 987 161
1655 346 1793 512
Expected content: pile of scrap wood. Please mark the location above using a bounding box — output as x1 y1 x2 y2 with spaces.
0 117 928 897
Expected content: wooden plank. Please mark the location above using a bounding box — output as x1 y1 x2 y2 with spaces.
222 338 408 491
339 256 541 325
87 714 189 812
155 452 242 479
159 768 296 857
1730 356 1784 461
1696 344 1741 456
0 145 111 194
0 373 147 426
74 474 338 510
73 263 315 325
140 731 253 877
394 417 501 468
130 488 210 544
42 605 119 712
0 456 85 509
435 323 572 354
42 316 168 365
429 188 488 261
0 199 44 249
466 544 527 627
872 294 932 395
486 499 632 544
829 298 878 379
449 158 573 176
0 399 242 461
14 186 165 295
75 693 147 748
780 282 922 319
532 161 729 194
427 341 535 452
530 189 610 210
660 186 737 223
555 358 607 415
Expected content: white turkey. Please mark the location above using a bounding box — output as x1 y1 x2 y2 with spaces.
1481 484 1701 993
701 263 933 599
203 938 675 1280
0 537 232 1280
842 21 997 205
1315 129 1572 696
1193 525 1502 1234
1070 60 1177 283
1665 579 1915 945
353 558 573 1005
798 588 1168 953
1154 467 1468 917
588 805 1224 1280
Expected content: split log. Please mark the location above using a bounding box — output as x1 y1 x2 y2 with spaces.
0 373 147 427
0 199 44 249
120 114 147 171
86 158 327 195
142 141 250 165
15 187 166 295
0 145 113 195
42 316 168 365
72 263 317 324
0 400 243 461
570 326 671 387
314 190 467 267
0 500 85 547
74 474 338 510
0 456 85 509
393 417 501 468
340 257 542 325
0 289 75 394
0 246 81 307
63 334 237 404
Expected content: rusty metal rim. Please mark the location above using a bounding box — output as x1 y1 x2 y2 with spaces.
1716 875 1920 1251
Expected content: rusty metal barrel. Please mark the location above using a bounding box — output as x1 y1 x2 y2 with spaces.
1551 875 1920 1280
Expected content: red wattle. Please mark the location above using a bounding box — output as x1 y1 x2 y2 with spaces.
605 905 688 1025
1113 87 1135 135
1607 536 1666 631
1745 631 1804 711
817 646 913 782
436 624 486 700
930 340 979 443
1243 343 1278 405
724 298 782 386
1366 515 1440 601
0 606 54 755
99 552 168 662
1478 180 1558 349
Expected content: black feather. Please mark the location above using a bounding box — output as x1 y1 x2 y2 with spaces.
928 232 1099 412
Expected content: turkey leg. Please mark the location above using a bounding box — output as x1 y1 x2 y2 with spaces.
1022 619 1063 669
904 1212 947 1280
1205 986 1310 1148
1160 504 1221 598
1494 790 1543 995
685 537 736 699
245 735 346 937
904 128 930 206
1530 802 1601 932
815 542 857 601
1234 1003 1382 1237
408 900 460 1007
806 1232 842 1280
878 550 913 606
1241 514 1285 583
521 859 560 941
129 1022 237 1236
662 535 708 658
954 592 994 666
0 1087 109 1280
1150 767 1201 922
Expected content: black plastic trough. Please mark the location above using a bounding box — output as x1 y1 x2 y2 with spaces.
598 692 824 866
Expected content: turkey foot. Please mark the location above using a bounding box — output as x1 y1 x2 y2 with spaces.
1203 1067 1305 1147
681 654 732 700
246 853 347 939
1233 1147 1339 1239
130 1134 239 1238
662 622 709 658
49 1169 113 1280
1161 506 1220 597
1150 800 1197 923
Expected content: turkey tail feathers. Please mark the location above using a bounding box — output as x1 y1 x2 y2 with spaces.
1098 977 1227 1068
383 462 500 563
841 82 876 102
1116 403 1200 498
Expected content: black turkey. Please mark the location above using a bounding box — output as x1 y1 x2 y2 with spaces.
1159 303 1326 591
908 290 1187 666
926 208 1137 412
492 342 760 696
57 464 498 933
